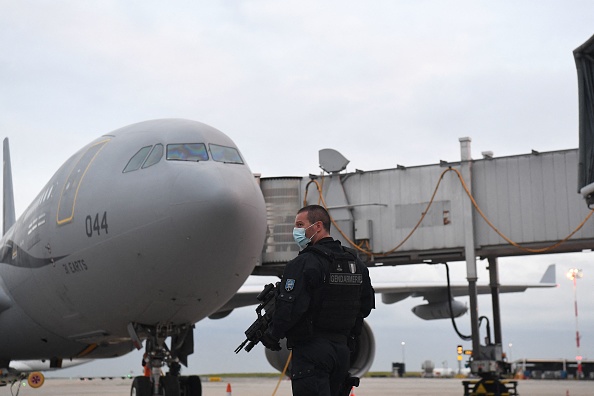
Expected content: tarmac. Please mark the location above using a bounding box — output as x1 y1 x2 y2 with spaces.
5 377 593 396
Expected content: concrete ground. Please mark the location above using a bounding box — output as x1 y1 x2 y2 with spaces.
5 377 592 396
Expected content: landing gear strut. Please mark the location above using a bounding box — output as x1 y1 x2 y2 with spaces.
128 322 202 396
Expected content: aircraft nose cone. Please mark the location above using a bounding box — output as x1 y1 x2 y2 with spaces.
169 165 265 244
165 164 267 310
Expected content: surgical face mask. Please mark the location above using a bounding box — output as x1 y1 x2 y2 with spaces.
293 223 317 249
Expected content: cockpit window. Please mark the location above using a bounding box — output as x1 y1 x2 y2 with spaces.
143 144 164 169
210 144 244 164
123 146 152 173
167 144 209 161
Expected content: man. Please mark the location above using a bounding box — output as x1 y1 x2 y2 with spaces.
261 205 375 396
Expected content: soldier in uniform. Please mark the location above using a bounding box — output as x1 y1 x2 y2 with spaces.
261 205 375 396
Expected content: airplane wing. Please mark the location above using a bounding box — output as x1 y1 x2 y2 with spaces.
377 263 557 304
211 264 557 319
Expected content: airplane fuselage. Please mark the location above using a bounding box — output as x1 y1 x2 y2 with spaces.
0 119 267 363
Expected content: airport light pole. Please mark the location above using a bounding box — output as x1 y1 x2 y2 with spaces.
566 268 583 379
508 343 513 362
401 341 406 365
508 343 513 373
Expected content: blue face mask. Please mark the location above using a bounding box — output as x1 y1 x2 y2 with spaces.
293 223 317 249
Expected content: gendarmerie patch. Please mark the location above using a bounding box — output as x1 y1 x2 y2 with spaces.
329 273 362 285
285 278 295 292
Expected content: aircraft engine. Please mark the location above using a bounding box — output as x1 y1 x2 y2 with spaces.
411 299 467 320
264 320 375 378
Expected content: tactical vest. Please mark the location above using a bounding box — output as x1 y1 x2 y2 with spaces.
305 245 363 335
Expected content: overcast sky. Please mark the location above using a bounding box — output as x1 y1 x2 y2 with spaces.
1 0 594 378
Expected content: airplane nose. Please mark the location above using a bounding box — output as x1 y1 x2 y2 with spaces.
166 164 267 286
168 165 265 243
151 163 267 321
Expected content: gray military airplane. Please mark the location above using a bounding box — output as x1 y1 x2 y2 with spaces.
0 119 267 395
0 118 557 395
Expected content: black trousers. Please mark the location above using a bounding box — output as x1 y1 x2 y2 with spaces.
290 337 351 396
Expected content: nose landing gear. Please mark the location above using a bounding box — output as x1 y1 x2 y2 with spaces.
128 322 202 396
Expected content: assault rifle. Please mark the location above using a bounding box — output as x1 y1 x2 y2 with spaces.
234 283 277 353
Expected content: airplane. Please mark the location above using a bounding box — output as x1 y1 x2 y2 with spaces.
0 118 557 395
0 119 268 395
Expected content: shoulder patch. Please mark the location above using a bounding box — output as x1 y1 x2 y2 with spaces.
285 279 296 292
349 261 357 274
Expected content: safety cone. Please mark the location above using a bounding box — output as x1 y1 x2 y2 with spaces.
349 386 355 396
226 383 232 395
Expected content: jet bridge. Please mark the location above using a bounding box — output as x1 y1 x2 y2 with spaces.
256 138 594 384
258 142 594 272
255 34 594 392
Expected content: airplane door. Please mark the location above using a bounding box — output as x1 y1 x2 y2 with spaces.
56 139 109 225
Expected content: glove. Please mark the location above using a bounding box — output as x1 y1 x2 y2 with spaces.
260 331 281 351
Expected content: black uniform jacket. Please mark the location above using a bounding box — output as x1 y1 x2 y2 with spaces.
269 237 375 341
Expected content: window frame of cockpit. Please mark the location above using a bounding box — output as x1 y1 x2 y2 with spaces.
209 143 244 164
123 142 244 165
123 144 164 173
123 146 152 173
166 143 209 162
142 144 164 169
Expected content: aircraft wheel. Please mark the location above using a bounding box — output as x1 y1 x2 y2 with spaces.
131 376 151 396
162 375 180 396
184 375 202 396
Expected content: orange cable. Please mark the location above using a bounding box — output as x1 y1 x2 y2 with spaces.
304 168 594 256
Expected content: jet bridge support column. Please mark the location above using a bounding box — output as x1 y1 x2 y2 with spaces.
459 137 481 358
488 257 503 345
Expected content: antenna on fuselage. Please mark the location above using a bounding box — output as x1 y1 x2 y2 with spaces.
3 138 16 235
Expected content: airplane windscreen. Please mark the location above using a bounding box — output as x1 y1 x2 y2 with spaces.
143 144 164 169
209 144 244 164
166 143 209 161
123 146 152 173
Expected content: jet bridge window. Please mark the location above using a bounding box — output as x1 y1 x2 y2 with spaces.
167 143 209 161
209 144 244 164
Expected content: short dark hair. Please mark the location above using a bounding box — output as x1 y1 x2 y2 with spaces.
298 205 331 232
